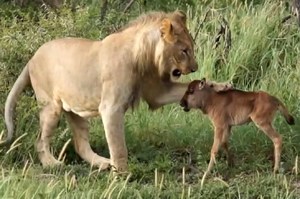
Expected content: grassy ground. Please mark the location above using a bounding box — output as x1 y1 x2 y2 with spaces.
0 0 300 198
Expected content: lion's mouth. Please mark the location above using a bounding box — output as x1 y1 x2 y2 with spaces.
172 69 182 77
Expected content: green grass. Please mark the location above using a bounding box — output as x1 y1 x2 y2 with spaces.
1 0 300 198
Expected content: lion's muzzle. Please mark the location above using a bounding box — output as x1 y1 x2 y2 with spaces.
190 63 198 73
179 63 198 76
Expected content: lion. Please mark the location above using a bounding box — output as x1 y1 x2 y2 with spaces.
180 78 295 186
2 11 231 172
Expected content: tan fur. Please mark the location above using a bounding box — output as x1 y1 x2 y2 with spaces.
205 80 233 92
180 78 295 186
2 11 231 172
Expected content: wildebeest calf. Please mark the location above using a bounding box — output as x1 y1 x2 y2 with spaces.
180 78 295 186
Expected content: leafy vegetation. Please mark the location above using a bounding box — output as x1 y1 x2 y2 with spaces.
0 0 299 198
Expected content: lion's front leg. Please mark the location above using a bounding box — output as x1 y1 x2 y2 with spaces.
99 103 128 172
149 82 189 109
151 80 233 109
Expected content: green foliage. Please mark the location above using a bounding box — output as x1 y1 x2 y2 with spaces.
0 0 300 198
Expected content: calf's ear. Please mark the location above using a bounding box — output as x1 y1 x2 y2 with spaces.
198 79 206 90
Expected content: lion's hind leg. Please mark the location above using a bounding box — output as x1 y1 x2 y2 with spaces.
65 111 110 170
36 103 62 167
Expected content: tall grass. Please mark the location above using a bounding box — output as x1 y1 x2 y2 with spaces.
0 0 299 198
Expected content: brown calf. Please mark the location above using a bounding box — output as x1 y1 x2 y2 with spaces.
180 78 295 186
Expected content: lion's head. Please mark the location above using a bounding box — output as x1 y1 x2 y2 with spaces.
128 11 198 82
157 11 198 80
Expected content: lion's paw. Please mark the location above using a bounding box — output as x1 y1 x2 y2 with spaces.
91 157 111 170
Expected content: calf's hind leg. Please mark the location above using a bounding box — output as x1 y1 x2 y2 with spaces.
253 119 282 173
36 103 62 167
65 111 110 170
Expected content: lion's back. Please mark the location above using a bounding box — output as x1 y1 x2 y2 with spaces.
34 37 99 58
27 37 103 100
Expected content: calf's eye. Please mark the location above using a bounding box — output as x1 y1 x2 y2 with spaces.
187 89 194 94
182 49 188 55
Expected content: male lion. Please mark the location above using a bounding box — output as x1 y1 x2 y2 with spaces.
180 78 295 186
2 11 230 172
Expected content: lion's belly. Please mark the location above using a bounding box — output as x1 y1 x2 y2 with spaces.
61 98 99 118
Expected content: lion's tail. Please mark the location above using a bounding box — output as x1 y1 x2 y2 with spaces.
275 97 295 125
1 65 31 146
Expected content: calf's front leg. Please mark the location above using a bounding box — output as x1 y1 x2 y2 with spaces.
201 126 224 188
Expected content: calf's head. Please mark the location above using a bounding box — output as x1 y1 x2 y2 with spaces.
180 78 207 112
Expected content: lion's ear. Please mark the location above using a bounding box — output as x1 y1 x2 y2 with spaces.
160 18 175 42
173 10 186 24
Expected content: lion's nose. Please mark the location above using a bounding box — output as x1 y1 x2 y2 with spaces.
191 63 198 73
